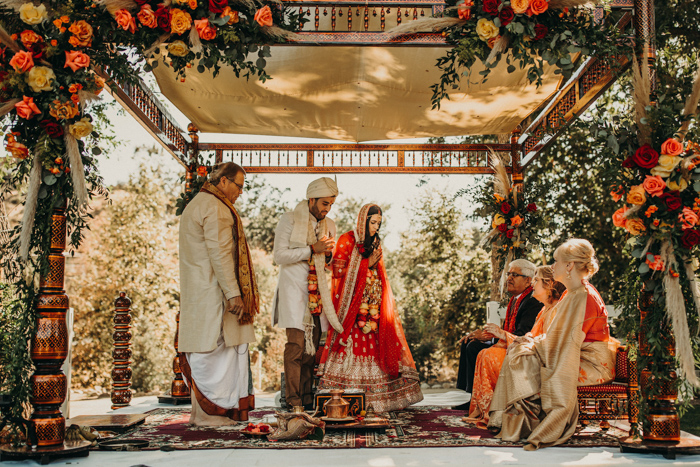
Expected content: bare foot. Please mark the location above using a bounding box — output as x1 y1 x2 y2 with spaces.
189 394 240 427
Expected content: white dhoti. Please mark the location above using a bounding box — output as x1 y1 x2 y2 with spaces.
182 331 255 421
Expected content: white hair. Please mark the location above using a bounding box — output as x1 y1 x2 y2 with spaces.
508 259 536 278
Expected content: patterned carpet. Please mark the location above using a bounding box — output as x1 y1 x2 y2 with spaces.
111 406 627 450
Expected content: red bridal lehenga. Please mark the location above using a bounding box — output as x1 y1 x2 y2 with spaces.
317 204 423 413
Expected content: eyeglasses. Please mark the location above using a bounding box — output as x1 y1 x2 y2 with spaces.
225 177 244 191
506 272 528 279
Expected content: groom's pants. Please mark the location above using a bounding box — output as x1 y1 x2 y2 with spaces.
284 315 321 408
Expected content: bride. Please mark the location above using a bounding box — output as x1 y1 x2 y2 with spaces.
316 204 423 412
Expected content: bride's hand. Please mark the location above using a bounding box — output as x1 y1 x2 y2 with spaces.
368 246 382 268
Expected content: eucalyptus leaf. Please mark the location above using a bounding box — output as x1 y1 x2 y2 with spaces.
638 262 650 274
694 180 700 192
38 187 48 199
43 174 57 186
631 248 644 258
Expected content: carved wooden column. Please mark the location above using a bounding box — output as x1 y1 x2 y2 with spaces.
30 205 69 447
111 292 133 410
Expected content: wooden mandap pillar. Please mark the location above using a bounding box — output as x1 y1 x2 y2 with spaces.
30 204 69 447
111 292 133 410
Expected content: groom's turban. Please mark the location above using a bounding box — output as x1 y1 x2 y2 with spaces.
306 177 338 199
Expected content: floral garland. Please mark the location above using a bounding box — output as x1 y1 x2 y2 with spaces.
0 0 299 421
417 0 629 108
473 155 546 296
307 257 322 316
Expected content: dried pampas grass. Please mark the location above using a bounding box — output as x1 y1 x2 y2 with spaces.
144 33 172 58
0 98 20 119
632 55 652 146
77 90 100 109
0 25 20 53
677 59 700 141
490 149 512 200
264 26 304 42
0 0 25 12
19 156 42 260
660 241 700 386
65 132 88 209
188 28 202 54
387 17 464 38
95 0 138 14
548 0 602 9
485 36 509 67
683 260 700 336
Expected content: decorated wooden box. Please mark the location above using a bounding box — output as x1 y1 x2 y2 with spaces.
314 390 365 416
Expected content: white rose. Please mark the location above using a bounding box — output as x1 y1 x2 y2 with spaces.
19 3 48 25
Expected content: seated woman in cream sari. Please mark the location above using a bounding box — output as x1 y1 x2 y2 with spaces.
488 239 617 451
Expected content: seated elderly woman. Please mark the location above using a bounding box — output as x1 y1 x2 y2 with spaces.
463 265 566 427
487 239 617 451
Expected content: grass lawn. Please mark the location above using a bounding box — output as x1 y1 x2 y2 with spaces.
681 401 700 437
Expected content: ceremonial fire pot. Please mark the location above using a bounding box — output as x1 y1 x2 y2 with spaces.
323 389 350 418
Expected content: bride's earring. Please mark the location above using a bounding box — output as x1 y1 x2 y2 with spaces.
566 268 572 279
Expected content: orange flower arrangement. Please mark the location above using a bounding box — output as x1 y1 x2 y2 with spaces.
194 18 216 40
68 20 93 47
254 6 273 27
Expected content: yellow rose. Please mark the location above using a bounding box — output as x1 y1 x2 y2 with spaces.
492 213 505 228
19 3 48 25
626 185 647 205
69 117 93 139
171 0 189 4
26 65 55 92
650 155 681 178
168 40 189 57
667 178 689 192
626 218 646 236
170 8 192 35
511 0 530 14
475 18 499 42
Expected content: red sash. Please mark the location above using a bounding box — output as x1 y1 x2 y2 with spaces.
503 286 533 334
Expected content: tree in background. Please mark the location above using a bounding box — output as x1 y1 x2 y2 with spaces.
394 190 490 382
69 159 180 393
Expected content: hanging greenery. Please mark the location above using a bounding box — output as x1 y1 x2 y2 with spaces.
390 0 632 108
0 0 300 420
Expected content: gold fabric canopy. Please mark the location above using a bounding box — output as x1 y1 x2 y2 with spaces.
153 47 560 142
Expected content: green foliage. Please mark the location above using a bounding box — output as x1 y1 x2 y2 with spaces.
237 176 291 255
394 190 490 381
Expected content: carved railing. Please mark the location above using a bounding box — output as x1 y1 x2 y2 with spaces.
197 143 513 174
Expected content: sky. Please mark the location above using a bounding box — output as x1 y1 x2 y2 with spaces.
94 87 485 251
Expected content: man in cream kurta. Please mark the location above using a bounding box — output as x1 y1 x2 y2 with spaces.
272 177 344 409
179 163 258 425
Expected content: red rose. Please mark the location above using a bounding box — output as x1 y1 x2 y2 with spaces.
209 0 228 13
499 6 514 26
134 0 149 4
40 119 64 138
526 203 537 212
533 24 548 40
498 223 507 232
681 229 700 249
624 143 660 169
482 0 501 15
155 5 171 32
500 202 511 214
506 229 514 239
660 191 682 211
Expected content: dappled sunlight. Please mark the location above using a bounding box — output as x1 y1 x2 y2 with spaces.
483 449 519 463
562 450 635 465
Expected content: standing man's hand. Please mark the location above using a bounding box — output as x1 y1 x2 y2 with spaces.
312 236 335 255
227 296 244 316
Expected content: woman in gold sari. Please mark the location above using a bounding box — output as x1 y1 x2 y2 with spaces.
463 265 565 427
488 239 617 450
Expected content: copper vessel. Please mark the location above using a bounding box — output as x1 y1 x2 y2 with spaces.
323 389 350 418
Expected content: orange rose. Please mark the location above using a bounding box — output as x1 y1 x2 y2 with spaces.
646 255 664 271
5 138 28 159
196 165 208 177
457 1 473 20
626 218 646 235
626 185 646 205
53 18 63 29
527 0 548 15
137 4 158 28
20 30 43 49
49 100 80 120
661 137 684 156
68 20 93 47
68 83 83 93
612 206 628 228
679 207 699 230
188 0 198 9
511 0 529 14
194 18 216 40
15 96 41 119
9 50 34 73
222 6 239 24
65 50 90 72
94 75 106 95
610 185 624 202
115 9 136 33
510 214 523 227
254 5 273 27
170 8 192 35
642 175 666 197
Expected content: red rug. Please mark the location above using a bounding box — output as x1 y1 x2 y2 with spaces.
110 406 627 450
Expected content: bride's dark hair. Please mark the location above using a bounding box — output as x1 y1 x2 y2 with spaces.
362 205 382 258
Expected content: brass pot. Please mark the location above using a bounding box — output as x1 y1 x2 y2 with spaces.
323 389 350 418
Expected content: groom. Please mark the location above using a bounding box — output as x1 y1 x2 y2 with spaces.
272 177 344 410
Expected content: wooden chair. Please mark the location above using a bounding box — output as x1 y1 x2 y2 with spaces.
577 347 635 429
